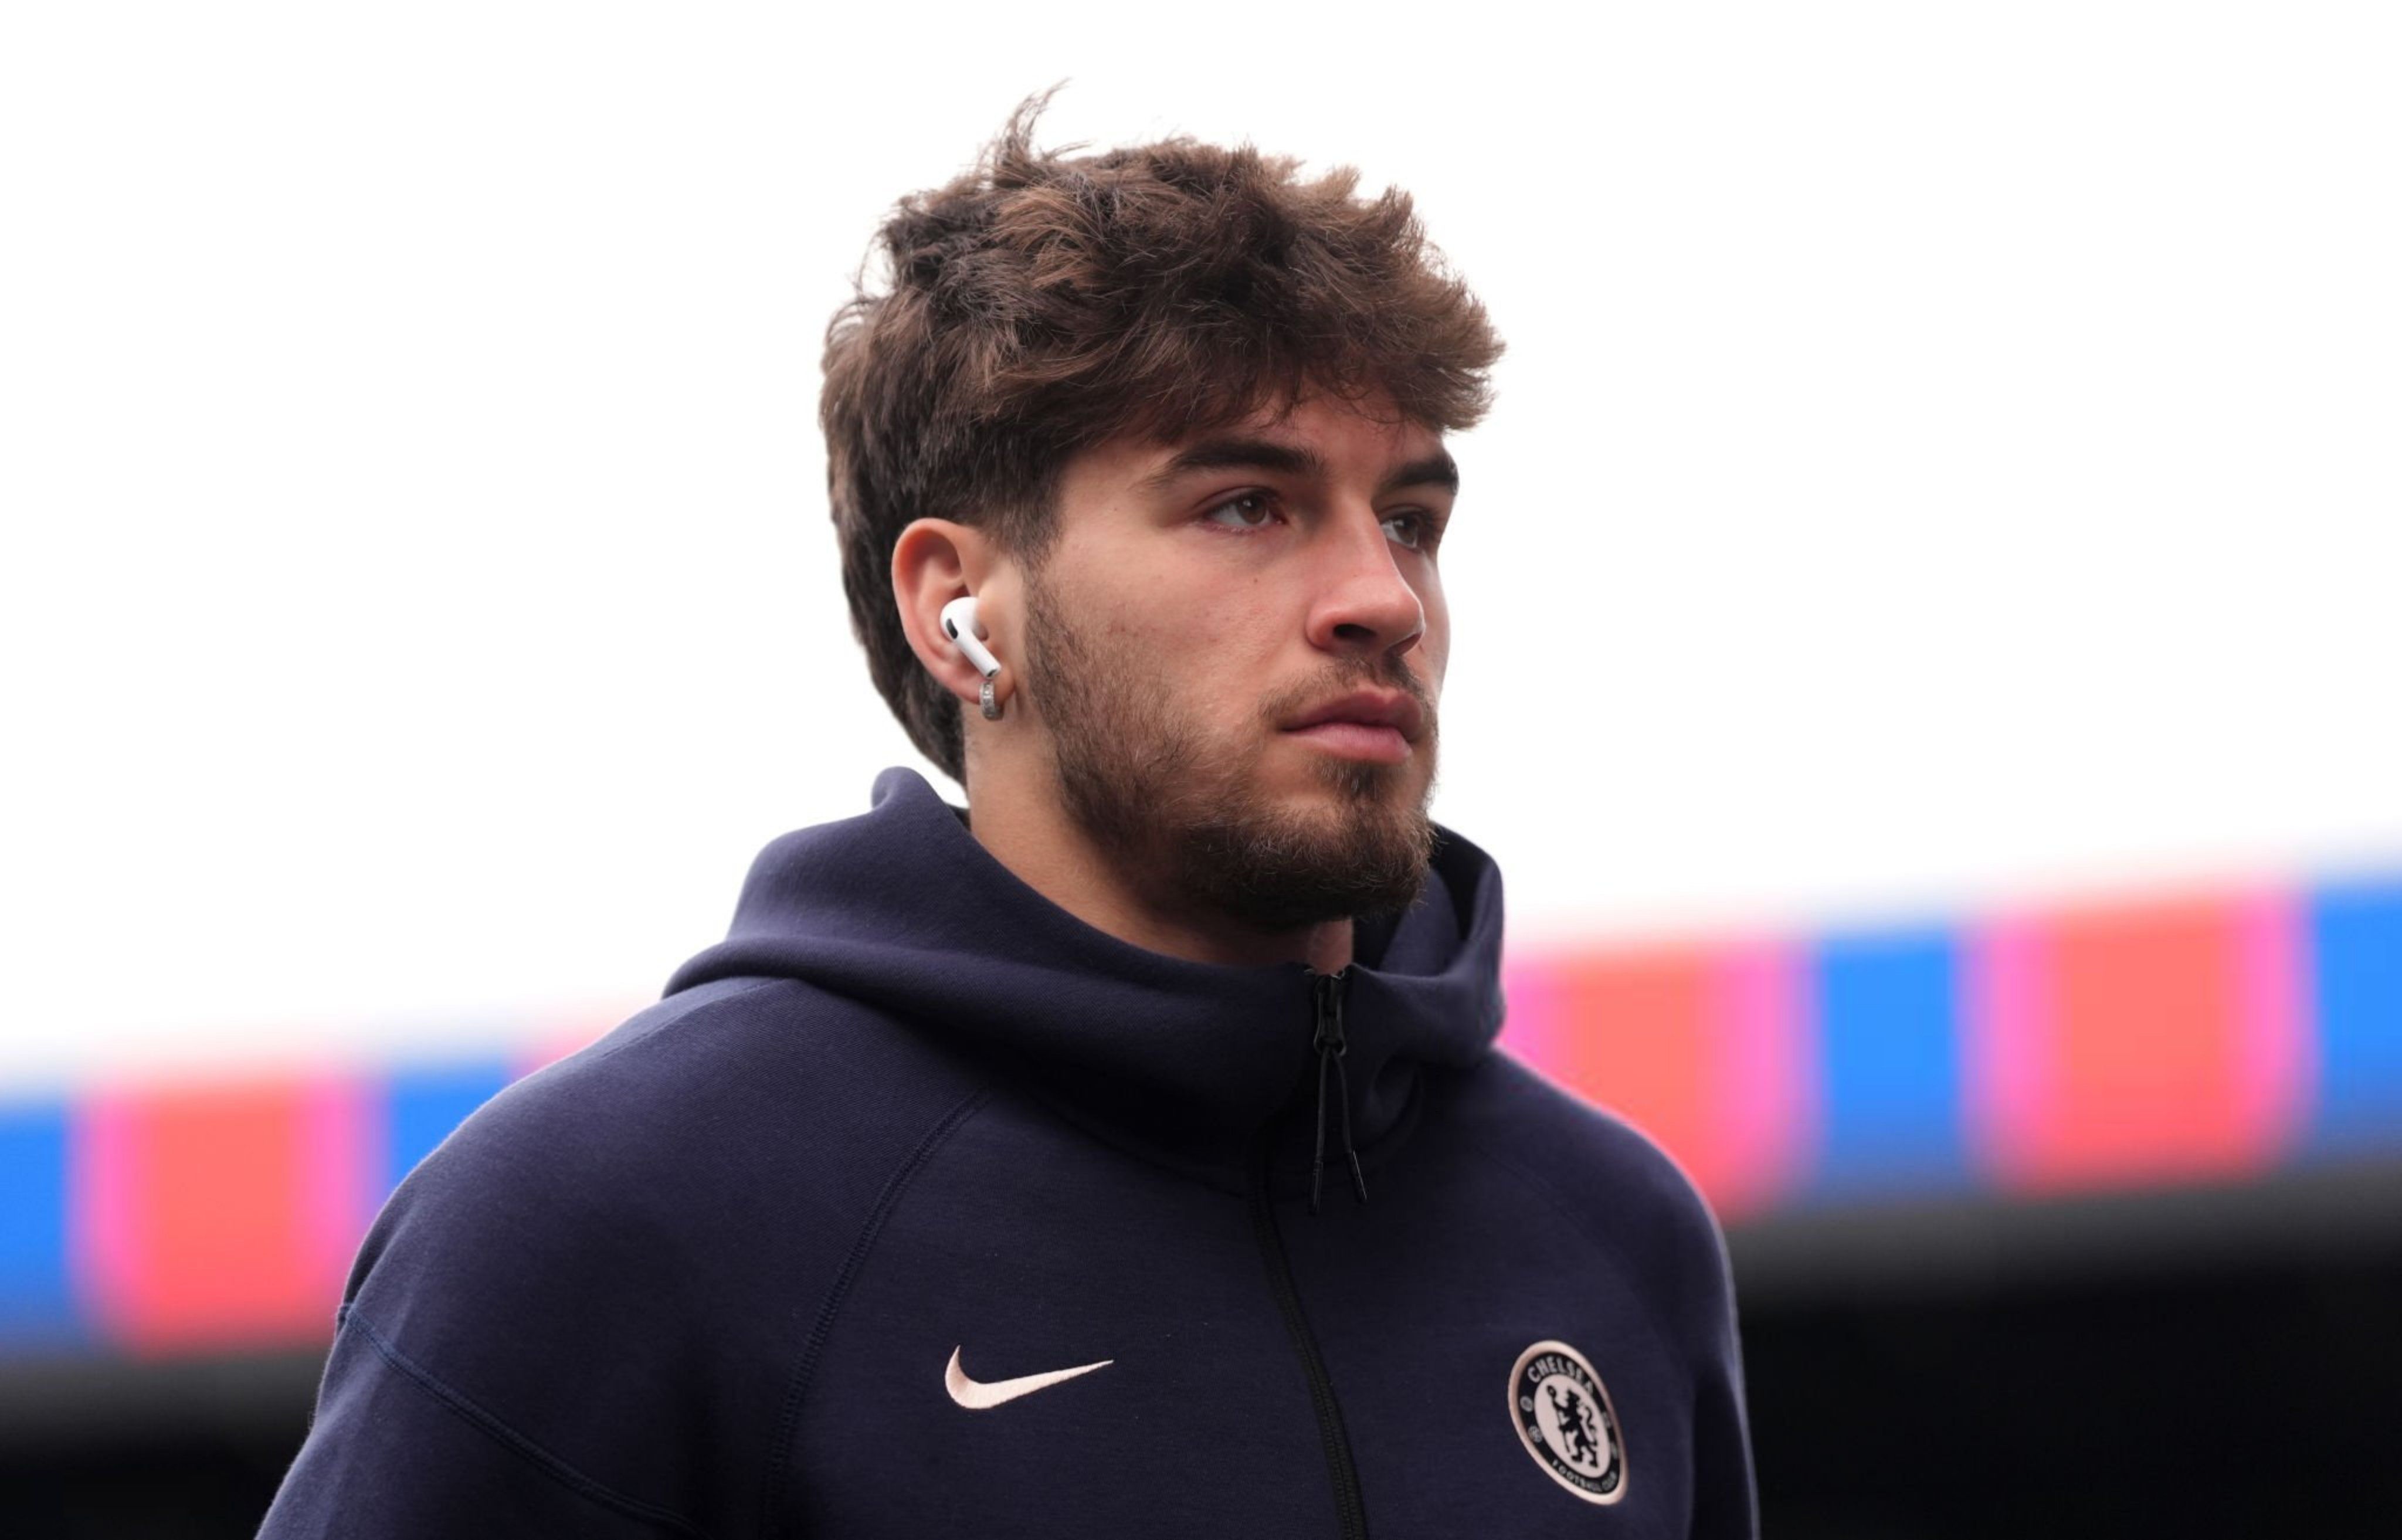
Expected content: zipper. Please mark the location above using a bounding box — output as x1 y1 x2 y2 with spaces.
1250 1148 1371 1540
1310 969 1368 1213
1247 968 1370 1540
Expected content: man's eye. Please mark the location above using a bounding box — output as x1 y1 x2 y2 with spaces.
1202 492 1280 531
1383 512 1432 550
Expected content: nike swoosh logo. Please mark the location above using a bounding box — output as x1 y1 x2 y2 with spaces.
944 1345 1114 1409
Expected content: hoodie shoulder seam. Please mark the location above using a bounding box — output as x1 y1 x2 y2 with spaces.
342 1306 715 1539
758 1086 990 1538
571 978 789 1072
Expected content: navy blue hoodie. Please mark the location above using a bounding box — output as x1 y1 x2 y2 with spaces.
261 768 1757 1538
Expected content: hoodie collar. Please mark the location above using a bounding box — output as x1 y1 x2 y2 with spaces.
666 767 1507 1191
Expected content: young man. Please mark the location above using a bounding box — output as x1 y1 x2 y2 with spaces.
261 90 1757 1538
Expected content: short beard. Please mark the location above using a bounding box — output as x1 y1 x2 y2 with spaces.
1020 570 1438 935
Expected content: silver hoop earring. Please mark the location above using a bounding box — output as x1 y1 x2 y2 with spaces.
981 676 1002 720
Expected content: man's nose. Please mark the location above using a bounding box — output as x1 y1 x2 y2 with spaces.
1304 508 1425 657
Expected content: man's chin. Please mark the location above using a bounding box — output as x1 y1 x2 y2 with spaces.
1168 792 1437 933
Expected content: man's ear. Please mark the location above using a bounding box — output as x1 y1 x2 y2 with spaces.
892 518 1013 713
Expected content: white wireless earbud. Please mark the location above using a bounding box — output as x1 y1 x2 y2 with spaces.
940 595 1002 680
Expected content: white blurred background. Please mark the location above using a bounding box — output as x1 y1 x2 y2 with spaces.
4 1 2396 1091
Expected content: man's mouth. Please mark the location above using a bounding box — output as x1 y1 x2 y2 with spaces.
1278 684 1428 765
1283 720 1413 763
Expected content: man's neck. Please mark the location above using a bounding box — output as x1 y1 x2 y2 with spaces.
963 787 1352 973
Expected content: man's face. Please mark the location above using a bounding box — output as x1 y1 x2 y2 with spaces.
1014 388 1456 934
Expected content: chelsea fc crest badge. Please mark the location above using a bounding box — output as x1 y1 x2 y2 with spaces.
1509 1340 1627 1504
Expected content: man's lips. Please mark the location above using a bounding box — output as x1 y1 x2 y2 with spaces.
1279 689 1427 764
1281 690 1427 742
1285 720 1413 763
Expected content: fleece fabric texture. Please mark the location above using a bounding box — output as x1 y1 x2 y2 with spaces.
260 767 1758 1539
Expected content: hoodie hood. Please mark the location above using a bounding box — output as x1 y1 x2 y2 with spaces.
666 766 1507 1187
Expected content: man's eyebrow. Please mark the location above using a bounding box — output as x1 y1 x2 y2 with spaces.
1132 436 1461 498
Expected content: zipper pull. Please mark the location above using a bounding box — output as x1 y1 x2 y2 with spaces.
1309 970 1369 1213
1311 970 1347 1055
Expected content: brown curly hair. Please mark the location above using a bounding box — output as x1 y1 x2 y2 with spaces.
820 83 1507 783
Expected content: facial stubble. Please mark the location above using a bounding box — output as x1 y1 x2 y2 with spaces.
1020 572 1439 935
